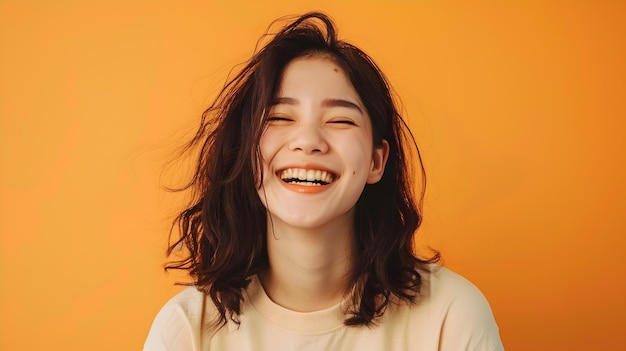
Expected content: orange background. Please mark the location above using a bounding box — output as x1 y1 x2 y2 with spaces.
1 1 625 350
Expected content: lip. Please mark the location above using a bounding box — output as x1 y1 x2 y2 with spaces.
275 164 339 194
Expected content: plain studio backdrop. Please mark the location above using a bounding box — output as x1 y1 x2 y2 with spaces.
1 1 624 350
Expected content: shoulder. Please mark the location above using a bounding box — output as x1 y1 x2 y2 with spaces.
416 265 505 350
426 265 491 305
144 287 212 351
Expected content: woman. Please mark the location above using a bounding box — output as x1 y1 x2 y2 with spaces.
145 12 504 351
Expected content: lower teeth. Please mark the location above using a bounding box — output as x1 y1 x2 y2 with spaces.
289 181 322 186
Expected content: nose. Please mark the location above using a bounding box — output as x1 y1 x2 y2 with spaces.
288 124 329 154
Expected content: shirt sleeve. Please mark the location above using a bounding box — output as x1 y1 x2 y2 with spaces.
436 270 505 351
143 292 198 351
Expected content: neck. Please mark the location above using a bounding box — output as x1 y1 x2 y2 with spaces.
260 215 356 312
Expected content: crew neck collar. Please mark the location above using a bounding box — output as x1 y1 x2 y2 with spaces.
244 275 346 334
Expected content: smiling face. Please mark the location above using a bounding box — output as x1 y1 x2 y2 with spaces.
258 56 389 232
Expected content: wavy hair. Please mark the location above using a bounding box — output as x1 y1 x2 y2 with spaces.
166 12 439 328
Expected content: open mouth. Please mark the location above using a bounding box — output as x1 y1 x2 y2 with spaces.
279 168 336 186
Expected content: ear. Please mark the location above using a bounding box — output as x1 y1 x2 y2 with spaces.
367 139 390 184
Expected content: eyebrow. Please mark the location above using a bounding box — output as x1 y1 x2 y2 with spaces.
272 97 363 114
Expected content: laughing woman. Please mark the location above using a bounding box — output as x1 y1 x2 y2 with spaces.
144 12 504 351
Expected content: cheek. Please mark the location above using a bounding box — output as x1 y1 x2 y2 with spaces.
352 132 375 162
258 131 280 180
339 139 374 176
258 132 274 165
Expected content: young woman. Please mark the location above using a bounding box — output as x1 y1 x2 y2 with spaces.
144 12 504 351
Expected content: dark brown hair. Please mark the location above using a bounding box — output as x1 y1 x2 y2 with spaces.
166 12 439 328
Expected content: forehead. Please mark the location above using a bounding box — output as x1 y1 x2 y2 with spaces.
276 57 360 101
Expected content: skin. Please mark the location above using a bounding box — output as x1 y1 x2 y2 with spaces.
257 56 389 312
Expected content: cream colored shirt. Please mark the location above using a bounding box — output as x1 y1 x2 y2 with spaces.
144 266 504 350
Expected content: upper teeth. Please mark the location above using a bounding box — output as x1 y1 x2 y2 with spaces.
279 168 335 184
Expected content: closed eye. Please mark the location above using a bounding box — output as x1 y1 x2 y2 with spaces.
328 119 357 126
266 116 294 124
